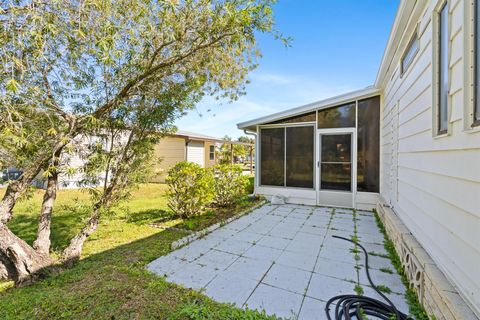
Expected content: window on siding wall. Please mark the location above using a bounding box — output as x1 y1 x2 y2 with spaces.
475 0 480 125
401 33 419 74
260 128 285 186
209 145 215 160
286 126 314 188
438 2 449 134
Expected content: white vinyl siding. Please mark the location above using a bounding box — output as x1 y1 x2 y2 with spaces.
186 140 205 167
380 0 480 314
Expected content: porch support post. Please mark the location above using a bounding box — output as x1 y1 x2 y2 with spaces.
250 146 253 174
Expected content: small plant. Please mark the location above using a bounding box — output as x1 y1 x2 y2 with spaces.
166 161 214 218
379 267 394 274
369 251 389 259
212 164 249 207
354 284 364 295
376 285 392 294
350 248 360 254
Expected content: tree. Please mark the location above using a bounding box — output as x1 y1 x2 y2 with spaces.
0 0 281 283
218 135 233 164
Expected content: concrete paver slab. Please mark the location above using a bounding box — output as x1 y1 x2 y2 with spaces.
262 264 312 295
298 297 328 320
245 283 304 319
204 273 258 306
148 204 409 319
307 273 356 301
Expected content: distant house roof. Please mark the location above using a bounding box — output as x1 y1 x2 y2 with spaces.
237 86 380 132
171 130 253 146
173 130 222 142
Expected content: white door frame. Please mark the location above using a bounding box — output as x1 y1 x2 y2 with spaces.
316 128 357 208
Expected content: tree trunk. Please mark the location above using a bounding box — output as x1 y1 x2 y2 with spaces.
32 169 59 254
0 251 16 281
0 223 53 284
62 207 101 265
0 141 67 224
32 148 62 254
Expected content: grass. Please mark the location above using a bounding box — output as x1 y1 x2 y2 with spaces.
0 184 272 320
373 210 429 320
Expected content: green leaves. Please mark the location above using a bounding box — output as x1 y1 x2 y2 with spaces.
212 164 249 207
166 161 215 218
6 79 20 94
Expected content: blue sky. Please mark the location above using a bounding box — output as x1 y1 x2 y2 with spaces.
176 0 400 139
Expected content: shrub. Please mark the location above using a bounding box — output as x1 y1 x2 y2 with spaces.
166 161 214 218
212 164 249 207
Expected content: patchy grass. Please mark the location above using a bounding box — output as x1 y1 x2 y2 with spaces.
176 196 262 232
373 210 429 320
0 184 273 319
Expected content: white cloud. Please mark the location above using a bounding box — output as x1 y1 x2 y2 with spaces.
249 72 293 85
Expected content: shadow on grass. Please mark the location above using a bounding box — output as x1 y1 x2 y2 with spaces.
124 208 173 225
0 195 270 319
8 203 92 251
0 224 274 320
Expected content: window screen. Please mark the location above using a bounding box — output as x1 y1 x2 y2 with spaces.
286 126 314 188
269 111 316 124
260 128 285 186
318 103 356 128
438 3 449 134
357 96 380 192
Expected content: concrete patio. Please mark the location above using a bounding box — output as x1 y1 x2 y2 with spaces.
148 204 409 319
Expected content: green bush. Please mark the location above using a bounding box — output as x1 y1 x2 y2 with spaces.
166 161 214 218
212 164 249 207
246 175 255 194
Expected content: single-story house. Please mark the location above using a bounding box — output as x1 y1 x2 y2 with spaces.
238 0 480 319
55 130 222 187
151 130 222 182
55 130 253 187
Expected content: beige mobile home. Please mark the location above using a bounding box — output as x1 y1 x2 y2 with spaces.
152 130 221 182
238 0 480 318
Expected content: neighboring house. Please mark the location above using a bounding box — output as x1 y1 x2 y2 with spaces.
57 130 224 186
151 130 222 182
238 0 480 319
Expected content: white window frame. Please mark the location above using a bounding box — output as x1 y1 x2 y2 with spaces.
464 0 480 130
432 0 451 137
209 145 215 160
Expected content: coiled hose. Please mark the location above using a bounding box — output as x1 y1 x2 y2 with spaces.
325 235 412 320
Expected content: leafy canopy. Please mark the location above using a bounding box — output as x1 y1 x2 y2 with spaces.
1 0 281 167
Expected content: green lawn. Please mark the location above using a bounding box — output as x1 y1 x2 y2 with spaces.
0 184 275 320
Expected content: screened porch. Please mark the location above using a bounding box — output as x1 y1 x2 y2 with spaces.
238 89 381 209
